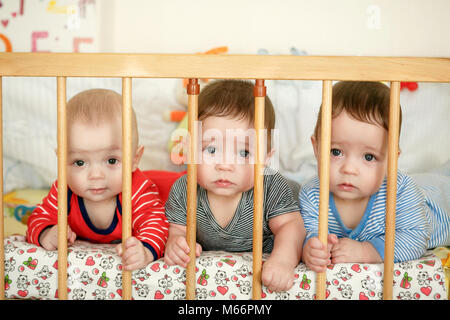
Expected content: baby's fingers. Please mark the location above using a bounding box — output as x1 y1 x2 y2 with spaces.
276 274 295 292
195 243 203 257
122 254 142 271
310 247 330 260
328 233 338 244
175 237 191 254
308 263 328 273
307 237 324 250
67 227 77 245
124 237 141 250
116 244 123 256
262 268 294 292
308 256 330 271
165 247 190 267
305 249 331 272
173 253 190 268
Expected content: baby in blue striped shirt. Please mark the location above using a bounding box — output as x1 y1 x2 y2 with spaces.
300 81 450 273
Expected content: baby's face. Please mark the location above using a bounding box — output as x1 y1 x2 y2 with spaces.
197 116 263 200
314 111 389 203
67 118 124 204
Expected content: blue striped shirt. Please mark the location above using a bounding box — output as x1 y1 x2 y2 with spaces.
299 170 450 263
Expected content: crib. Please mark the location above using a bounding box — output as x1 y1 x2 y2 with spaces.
0 53 449 301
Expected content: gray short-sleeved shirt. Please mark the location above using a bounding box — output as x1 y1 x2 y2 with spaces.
165 168 300 253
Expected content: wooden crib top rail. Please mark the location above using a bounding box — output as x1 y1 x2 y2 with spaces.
0 53 449 82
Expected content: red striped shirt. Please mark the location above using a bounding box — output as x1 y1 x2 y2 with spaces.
26 168 169 259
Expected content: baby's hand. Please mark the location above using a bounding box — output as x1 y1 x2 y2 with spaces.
164 235 202 268
302 234 338 273
116 237 153 271
330 238 382 264
39 225 77 251
262 257 295 292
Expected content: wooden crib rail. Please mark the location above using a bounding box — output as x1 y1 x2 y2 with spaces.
0 53 450 82
1 53 450 301
56 77 68 300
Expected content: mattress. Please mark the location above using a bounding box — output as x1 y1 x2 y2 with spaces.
3 235 447 300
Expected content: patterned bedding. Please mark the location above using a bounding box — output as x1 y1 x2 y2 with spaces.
3 235 447 300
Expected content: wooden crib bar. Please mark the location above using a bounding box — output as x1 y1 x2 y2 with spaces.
0 53 449 301
316 80 333 300
186 79 199 300
383 81 402 300
252 79 266 300
56 76 68 300
121 77 133 300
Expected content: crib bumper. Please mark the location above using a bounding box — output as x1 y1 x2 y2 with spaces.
3 235 447 300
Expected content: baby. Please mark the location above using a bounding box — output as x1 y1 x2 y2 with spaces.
26 88 169 271
164 79 306 292
300 81 450 273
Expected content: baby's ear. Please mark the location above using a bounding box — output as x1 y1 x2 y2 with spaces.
264 148 275 166
132 145 144 172
310 135 319 160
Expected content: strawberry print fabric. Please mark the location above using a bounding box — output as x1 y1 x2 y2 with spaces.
3 235 447 300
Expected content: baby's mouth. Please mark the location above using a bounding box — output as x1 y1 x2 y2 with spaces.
89 187 107 194
338 183 355 191
214 179 233 187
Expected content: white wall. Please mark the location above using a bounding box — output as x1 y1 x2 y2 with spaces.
0 0 100 52
99 0 450 56
3 0 448 55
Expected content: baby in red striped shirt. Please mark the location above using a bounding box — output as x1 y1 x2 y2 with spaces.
26 89 169 271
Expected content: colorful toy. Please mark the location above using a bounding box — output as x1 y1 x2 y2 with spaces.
4 191 32 222
14 205 36 224
3 189 47 224
400 82 418 91
163 46 229 124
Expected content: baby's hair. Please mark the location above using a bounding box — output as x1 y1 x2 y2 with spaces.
66 88 139 148
313 81 402 139
198 79 276 150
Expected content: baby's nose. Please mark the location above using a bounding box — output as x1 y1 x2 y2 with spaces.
88 164 105 179
215 162 234 172
340 159 359 175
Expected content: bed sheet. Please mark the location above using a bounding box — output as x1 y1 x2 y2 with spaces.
3 235 447 300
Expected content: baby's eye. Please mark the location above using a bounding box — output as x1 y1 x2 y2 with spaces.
331 148 342 157
205 146 216 154
364 154 376 162
107 158 119 165
238 149 250 158
73 160 85 167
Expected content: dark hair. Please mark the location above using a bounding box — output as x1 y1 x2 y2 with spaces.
198 79 276 150
314 81 402 139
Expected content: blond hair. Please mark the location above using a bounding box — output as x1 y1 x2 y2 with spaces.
66 88 139 149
